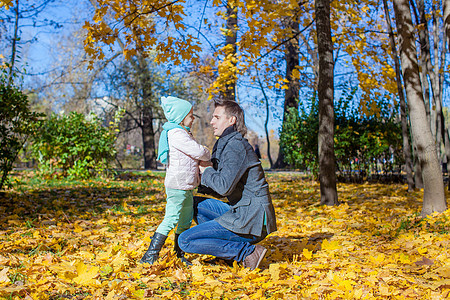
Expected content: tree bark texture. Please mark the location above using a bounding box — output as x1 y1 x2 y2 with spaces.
393 0 446 216
444 0 450 52
382 0 414 191
299 33 319 90
142 105 157 169
415 0 442 145
414 151 424 189
414 0 436 125
315 0 338 206
222 0 237 101
256 67 274 168
440 37 450 189
432 6 442 155
138 56 158 170
441 108 450 190
8 0 19 84
284 18 300 110
274 14 300 169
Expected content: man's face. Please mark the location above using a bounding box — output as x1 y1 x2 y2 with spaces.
210 106 235 137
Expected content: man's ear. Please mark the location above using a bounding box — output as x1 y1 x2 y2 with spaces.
229 116 237 125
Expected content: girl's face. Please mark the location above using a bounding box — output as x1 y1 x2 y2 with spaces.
181 108 195 128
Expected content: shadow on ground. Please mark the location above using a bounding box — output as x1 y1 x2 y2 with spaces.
0 172 167 230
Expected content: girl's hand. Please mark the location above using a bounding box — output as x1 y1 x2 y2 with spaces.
199 160 213 167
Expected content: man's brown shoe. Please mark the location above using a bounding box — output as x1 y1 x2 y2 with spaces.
243 245 267 270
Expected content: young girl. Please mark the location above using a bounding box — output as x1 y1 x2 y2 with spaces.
140 96 211 265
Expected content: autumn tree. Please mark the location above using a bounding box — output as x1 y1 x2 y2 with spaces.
445 0 450 51
83 0 201 68
412 1 441 147
80 0 317 173
329 1 426 191
189 56 224 150
0 71 41 190
29 0 200 170
236 1 399 174
382 0 414 191
85 0 183 169
413 1 450 189
230 0 314 169
315 0 337 205
0 0 64 83
103 56 198 169
393 0 446 216
42 32 120 116
221 0 238 101
255 67 275 168
273 5 301 169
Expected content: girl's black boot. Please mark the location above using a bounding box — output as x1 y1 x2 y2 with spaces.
140 232 167 265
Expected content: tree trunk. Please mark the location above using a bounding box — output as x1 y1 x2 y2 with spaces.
315 0 338 206
222 0 237 101
433 6 450 188
264 98 273 169
256 67 273 168
440 35 449 189
299 32 319 89
393 0 446 216
432 5 442 159
444 0 450 52
415 0 440 145
138 56 158 170
8 0 19 85
411 0 431 124
441 108 450 190
284 19 300 110
383 0 414 191
414 151 424 189
128 54 158 171
274 15 300 169
142 105 157 169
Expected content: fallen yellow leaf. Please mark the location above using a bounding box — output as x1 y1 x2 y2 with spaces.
0 267 10 283
417 247 428 255
73 262 99 286
321 239 341 251
303 248 313 259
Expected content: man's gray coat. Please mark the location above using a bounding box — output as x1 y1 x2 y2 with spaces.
201 130 277 236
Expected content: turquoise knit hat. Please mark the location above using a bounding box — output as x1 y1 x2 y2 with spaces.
161 96 192 124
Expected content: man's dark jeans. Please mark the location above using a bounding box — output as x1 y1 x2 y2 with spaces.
178 197 266 262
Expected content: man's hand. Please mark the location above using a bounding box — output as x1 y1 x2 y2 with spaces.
199 165 211 174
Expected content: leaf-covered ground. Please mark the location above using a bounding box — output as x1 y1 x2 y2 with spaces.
0 171 450 299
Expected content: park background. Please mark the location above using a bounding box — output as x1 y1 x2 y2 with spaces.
1 0 450 299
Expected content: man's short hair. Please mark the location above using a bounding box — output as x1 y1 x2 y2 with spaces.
214 100 247 136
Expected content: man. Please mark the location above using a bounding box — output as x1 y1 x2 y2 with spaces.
178 100 277 270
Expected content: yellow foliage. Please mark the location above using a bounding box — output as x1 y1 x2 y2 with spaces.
191 264 205 283
0 267 11 284
73 262 99 286
0 0 13 9
302 248 313 259
321 239 341 251
0 172 450 298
